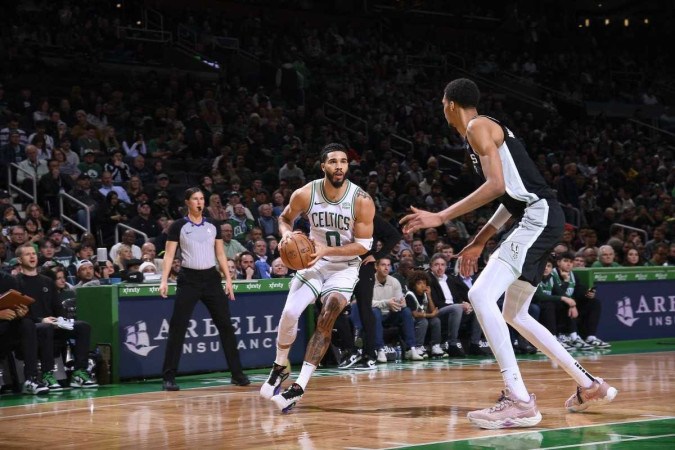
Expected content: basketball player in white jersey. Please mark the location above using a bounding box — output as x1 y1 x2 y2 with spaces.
401 79 617 429
260 143 375 412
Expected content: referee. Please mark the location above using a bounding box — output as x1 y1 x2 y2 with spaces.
159 187 250 391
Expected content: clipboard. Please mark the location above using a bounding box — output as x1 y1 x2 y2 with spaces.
0 289 35 310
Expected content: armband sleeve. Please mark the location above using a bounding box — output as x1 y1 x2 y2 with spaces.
486 204 512 231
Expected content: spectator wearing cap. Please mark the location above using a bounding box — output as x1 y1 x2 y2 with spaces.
139 261 157 275
152 190 180 220
103 150 131 183
122 258 144 282
228 204 255 244
153 173 171 194
73 259 96 288
109 229 143 262
46 228 75 268
68 243 95 277
128 201 160 238
77 149 102 179
224 191 253 220
99 171 131 204
249 189 270 221
70 173 105 230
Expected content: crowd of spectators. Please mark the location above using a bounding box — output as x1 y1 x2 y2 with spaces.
0 1 674 378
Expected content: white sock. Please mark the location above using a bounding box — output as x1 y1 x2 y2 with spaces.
586 335 596 341
501 367 530 402
569 332 579 340
295 361 316 390
274 344 290 367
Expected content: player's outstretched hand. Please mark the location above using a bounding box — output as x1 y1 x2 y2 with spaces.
400 206 443 234
455 241 484 277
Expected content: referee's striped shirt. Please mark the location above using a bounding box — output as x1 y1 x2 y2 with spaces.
168 217 221 269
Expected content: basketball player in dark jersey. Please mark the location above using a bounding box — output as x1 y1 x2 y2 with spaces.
401 78 617 429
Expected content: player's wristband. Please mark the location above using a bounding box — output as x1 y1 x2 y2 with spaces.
355 237 373 251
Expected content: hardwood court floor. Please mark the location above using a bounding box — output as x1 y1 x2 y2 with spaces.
1 339 674 449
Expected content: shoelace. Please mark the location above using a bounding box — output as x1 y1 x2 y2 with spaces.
488 391 516 413
575 386 584 404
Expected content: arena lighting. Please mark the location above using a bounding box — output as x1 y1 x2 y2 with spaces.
136 20 142 26
624 18 629 27
116 3 122 8
604 18 610 25
584 18 590 27
644 18 649 24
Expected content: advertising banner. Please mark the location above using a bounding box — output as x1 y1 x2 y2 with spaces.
116 279 304 379
596 280 675 341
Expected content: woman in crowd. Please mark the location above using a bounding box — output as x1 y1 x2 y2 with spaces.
206 193 229 221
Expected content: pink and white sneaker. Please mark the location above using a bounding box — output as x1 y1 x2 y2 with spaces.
467 388 542 429
565 377 618 412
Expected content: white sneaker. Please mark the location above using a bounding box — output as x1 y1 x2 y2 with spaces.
405 346 424 361
417 346 429 359
271 383 304 412
260 363 290 400
585 336 611 349
376 348 387 363
431 343 448 358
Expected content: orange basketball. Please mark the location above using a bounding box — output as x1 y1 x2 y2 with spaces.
279 233 315 270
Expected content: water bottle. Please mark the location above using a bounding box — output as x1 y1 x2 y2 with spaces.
394 345 402 363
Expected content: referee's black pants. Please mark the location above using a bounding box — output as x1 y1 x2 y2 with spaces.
352 261 377 359
162 267 243 379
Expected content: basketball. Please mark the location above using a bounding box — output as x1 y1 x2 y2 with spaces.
279 233 315 270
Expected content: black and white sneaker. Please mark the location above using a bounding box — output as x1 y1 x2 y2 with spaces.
469 340 492 356
260 363 290 399
271 383 304 412
447 341 466 357
23 377 49 395
354 359 377 370
337 351 362 369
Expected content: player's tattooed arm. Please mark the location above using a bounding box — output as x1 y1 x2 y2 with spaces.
356 188 372 201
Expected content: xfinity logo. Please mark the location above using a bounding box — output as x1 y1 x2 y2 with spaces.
122 287 141 295
246 283 261 290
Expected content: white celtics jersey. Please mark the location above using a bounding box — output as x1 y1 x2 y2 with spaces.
305 179 360 262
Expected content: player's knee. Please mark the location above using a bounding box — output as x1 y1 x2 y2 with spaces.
280 307 302 325
467 285 482 307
